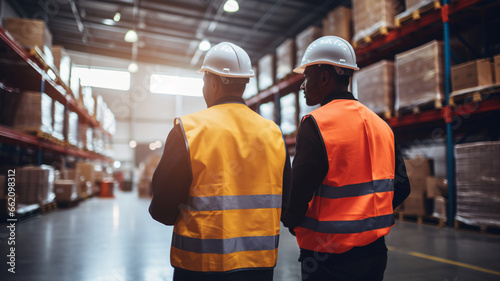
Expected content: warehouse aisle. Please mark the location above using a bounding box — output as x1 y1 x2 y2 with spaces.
1 190 500 281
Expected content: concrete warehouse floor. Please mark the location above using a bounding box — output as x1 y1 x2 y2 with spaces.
1 190 499 281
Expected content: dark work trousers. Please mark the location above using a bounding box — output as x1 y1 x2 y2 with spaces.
173 267 274 281
301 252 388 281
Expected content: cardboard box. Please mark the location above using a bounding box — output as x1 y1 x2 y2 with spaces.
4 18 52 58
406 0 434 11
322 6 352 41
54 180 78 202
451 59 493 92
76 162 95 198
296 26 322 67
395 40 444 110
426 176 448 198
404 157 433 199
138 179 151 198
352 0 402 43
494 55 500 84
258 54 275 91
14 91 53 134
17 165 55 205
354 60 394 115
276 39 295 81
52 46 72 87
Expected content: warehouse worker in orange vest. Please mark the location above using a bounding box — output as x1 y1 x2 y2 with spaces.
149 42 291 281
281 36 411 281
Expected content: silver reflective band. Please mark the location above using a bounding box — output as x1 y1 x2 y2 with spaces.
299 214 395 234
317 179 394 200
172 233 279 254
188 194 282 211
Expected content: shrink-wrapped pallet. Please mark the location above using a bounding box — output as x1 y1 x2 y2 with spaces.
295 26 322 68
54 180 78 202
352 0 402 43
86 127 94 151
52 100 65 141
82 87 95 116
52 45 72 87
258 54 275 91
67 111 79 146
354 60 394 116
280 93 296 136
395 40 444 111
94 95 104 123
455 142 500 227
17 165 55 205
276 39 295 81
14 91 52 135
322 6 352 41
4 18 53 62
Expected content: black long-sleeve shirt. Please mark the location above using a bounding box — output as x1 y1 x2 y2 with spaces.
282 91 411 262
149 96 292 227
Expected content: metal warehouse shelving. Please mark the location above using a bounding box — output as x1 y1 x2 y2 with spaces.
0 27 112 164
246 0 500 227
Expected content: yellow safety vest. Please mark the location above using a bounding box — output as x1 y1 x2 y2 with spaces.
170 102 286 272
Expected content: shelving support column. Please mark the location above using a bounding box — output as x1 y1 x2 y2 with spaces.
443 0 456 227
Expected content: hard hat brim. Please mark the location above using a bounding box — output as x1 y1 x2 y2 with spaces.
198 66 255 78
293 60 360 74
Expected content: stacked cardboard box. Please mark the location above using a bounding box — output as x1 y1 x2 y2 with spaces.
4 18 53 65
456 142 500 227
426 176 448 222
354 60 394 116
17 165 55 205
66 111 79 146
54 180 78 203
451 59 494 92
494 55 500 84
258 54 275 91
52 45 72 87
14 91 53 135
76 162 95 199
295 26 322 68
52 100 65 141
276 39 295 81
352 0 402 43
322 6 352 41
395 40 444 111
405 0 435 11
280 93 297 136
403 157 433 216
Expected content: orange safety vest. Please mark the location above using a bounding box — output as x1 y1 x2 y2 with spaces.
170 102 286 272
295 99 395 254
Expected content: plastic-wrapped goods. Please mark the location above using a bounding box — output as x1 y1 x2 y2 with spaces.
103 107 116 136
17 165 55 205
432 196 447 222
354 60 394 116
243 67 259 99
406 0 435 11
352 0 403 43
86 127 94 151
276 39 295 81
54 180 78 202
76 162 95 199
14 91 53 135
259 102 274 122
296 26 322 68
82 87 95 116
280 93 297 136
93 129 105 154
4 18 53 64
52 100 65 141
258 54 275 91
455 142 500 227
70 76 81 101
395 40 444 111
451 59 493 92
298 90 319 121
67 111 79 146
78 122 88 150
322 6 352 41
94 95 104 123
52 45 72 87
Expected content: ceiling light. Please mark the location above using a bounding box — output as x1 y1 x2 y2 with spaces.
103 19 115 26
128 62 138 73
154 140 162 148
113 12 121 22
113 161 121 169
149 143 156 151
124 30 138 43
199 39 211 51
223 0 239 13
129 140 137 148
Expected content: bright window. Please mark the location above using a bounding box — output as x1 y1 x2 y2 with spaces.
150 74 203 97
72 66 130 91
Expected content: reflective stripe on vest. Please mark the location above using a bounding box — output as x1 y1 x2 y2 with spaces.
171 103 286 272
295 99 395 254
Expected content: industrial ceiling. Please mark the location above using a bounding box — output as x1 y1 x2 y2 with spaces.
10 0 348 70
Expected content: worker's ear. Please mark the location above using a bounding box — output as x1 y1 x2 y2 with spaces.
321 70 329 86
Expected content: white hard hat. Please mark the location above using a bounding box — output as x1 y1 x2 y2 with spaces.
293 36 359 75
199 42 255 78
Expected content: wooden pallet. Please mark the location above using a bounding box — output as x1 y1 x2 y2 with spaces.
396 212 445 227
353 25 393 49
395 0 441 27
454 220 500 235
449 84 500 106
41 201 58 213
57 199 80 208
396 98 443 117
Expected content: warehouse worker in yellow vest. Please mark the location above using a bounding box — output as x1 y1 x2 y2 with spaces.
149 42 291 281
281 36 411 281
